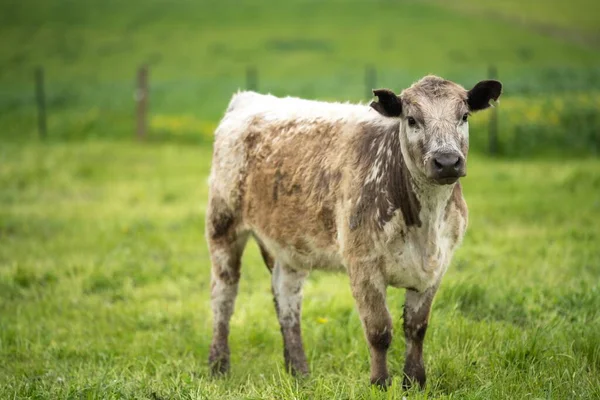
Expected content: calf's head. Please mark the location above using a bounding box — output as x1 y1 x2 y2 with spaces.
370 75 502 185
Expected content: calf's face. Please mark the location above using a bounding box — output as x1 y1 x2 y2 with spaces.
371 76 502 185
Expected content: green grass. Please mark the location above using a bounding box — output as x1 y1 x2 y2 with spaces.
1 0 600 398
1 0 598 85
2 0 600 146
1 142 599 399
429 0 600 36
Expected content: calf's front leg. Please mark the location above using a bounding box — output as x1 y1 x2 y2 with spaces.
402 285 438 389
349 266 392 387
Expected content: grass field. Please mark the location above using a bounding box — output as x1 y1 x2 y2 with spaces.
429 0 600 38
1 143 599 399
2 0 599 84
2 0 600 146
1 0 600 398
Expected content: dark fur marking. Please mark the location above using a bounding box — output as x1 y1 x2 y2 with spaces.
257 241 275 272
319 206 337 236
351 123 421 230
217 266 240 285
349 214 359 231
273 168 303 202
273 168 283 202
368 329 392 352
282 322 309 376
415 323 428 342
292 237 310 254
352 277 393 360
208 197 235 239
209 321 231 375
209 211 234 239
243 126 261 150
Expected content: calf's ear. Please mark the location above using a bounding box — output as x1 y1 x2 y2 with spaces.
370 89 402 117
467 80 502 111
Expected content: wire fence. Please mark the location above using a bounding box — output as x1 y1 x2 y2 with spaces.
1 65 599 157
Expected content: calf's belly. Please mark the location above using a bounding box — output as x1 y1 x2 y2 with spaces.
253 229 345 271
243 171 342 270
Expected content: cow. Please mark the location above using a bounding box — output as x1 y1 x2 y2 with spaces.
206 75 502 388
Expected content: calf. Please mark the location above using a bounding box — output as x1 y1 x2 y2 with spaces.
206 75 502 388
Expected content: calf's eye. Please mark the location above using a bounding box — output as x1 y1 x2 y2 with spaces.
407 116 417 127
462 113 469 122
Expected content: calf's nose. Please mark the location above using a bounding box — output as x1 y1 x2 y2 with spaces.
431 152 465 180
433 153 461 171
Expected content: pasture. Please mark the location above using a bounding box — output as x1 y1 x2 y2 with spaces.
1 143 599 399
1 0 599 398
2 0 600 149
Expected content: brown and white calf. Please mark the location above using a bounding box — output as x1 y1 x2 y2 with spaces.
206 75 502 388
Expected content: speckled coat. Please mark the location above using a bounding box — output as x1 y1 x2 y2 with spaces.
206 75 502 388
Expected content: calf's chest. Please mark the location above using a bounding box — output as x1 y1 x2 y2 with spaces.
381 207 466 292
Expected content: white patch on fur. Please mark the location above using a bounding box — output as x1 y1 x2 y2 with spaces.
404 285 434 314
380 182 464 292
211 248 230 271
210 275 238 325
226 91 376 124
459 120 469 141
272 262 308 327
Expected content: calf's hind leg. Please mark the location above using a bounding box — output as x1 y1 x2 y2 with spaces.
206 199 247 375
271 260 309 376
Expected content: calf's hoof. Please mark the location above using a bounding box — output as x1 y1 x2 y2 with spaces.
284 349 310 377
402 374 426 390
288 362 310 377
370 375 391 390
209 358 229 376
208 347 230 376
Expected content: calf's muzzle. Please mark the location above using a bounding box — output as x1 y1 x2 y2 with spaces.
429 152 465 184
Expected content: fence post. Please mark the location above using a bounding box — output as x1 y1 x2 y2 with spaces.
136 65 149 141
34 67 47 139
365 65 376 100
488 65 499 155
246 66 258 91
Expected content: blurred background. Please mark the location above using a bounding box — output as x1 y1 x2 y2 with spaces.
1 0 599 155
1 1 600 398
